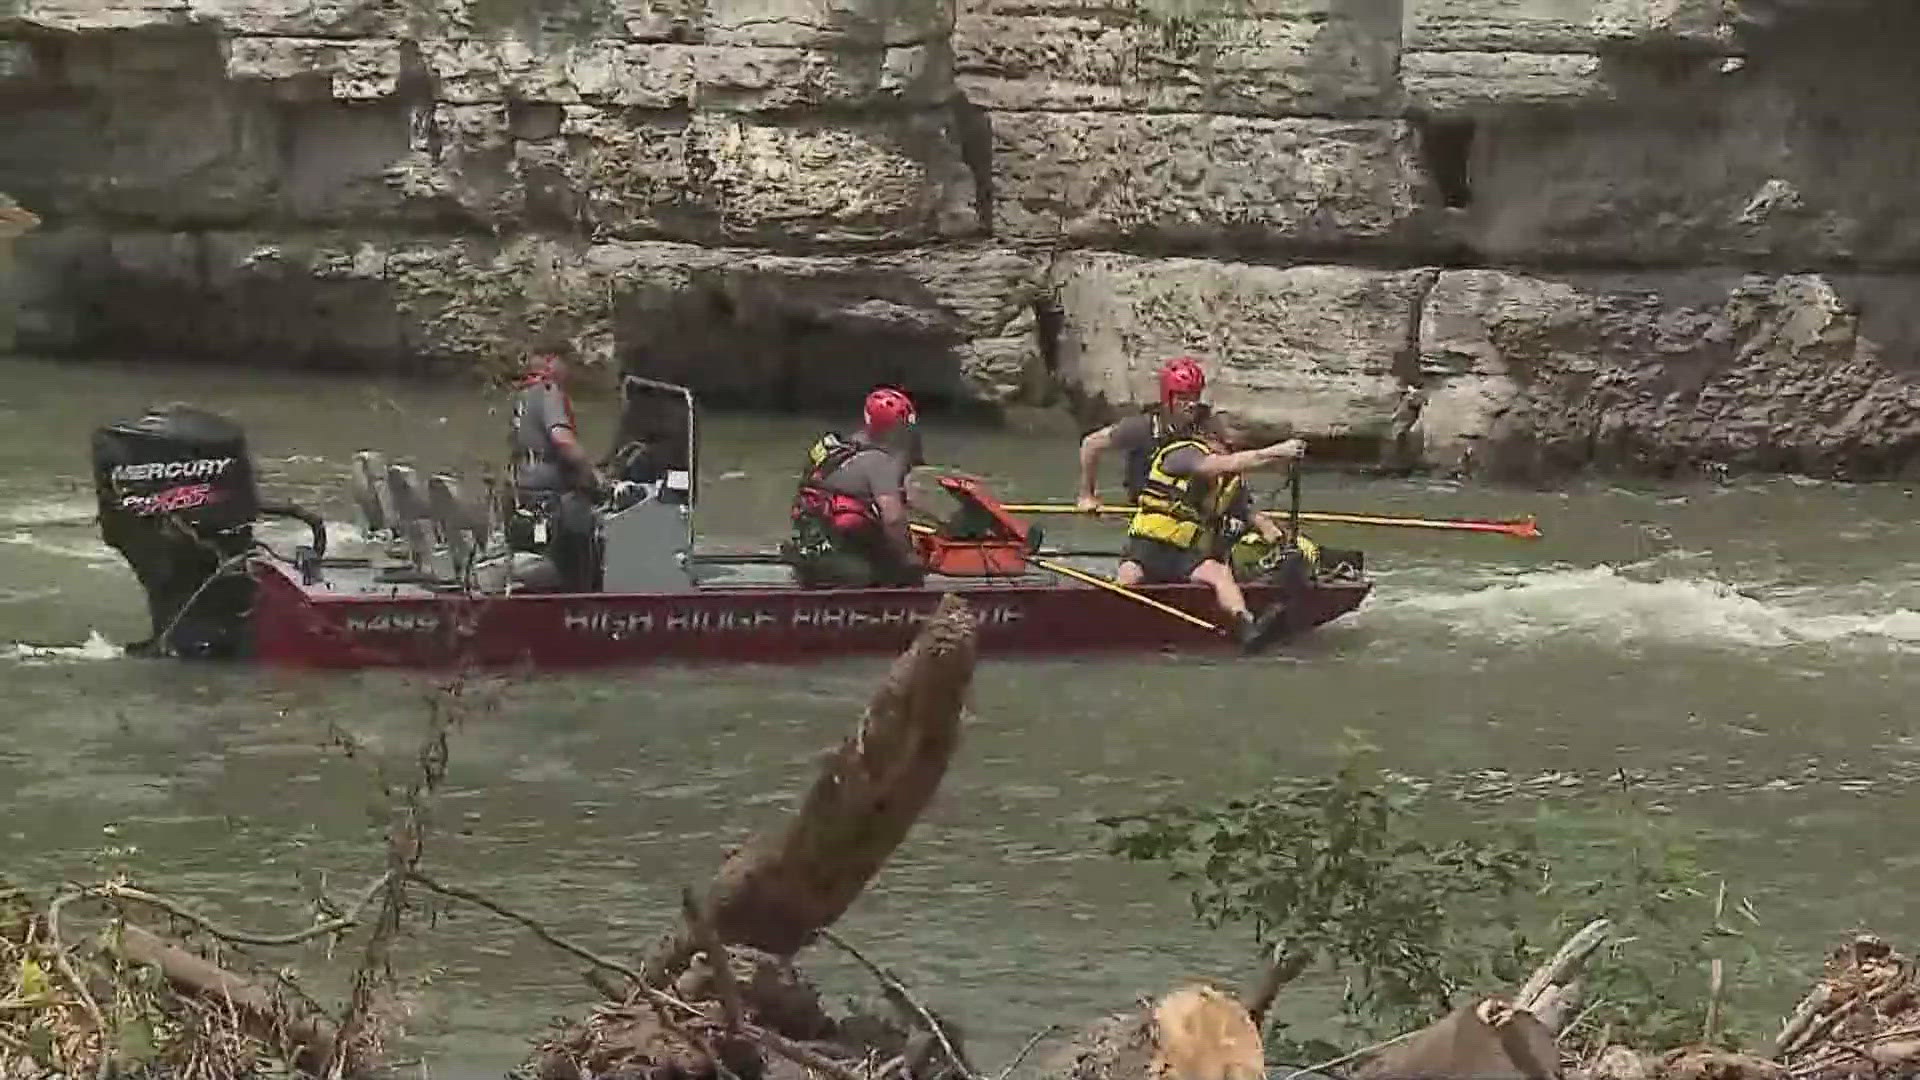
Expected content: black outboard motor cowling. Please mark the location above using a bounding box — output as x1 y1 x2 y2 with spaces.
92 405 260 658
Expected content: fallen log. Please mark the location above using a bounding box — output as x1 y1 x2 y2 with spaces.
1353 999 1561 1080
528 593 981 1080
642 591 978 974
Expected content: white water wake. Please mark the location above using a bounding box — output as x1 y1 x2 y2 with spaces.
0 496 94 527
4 630 126 663
1376 564 1920 652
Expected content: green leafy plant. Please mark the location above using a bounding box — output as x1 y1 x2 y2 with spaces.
1098 741 1542 1056
1514 777 1768 1055
1100 750 1770 1061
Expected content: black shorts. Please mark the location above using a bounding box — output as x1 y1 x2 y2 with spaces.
1123 535 1208 585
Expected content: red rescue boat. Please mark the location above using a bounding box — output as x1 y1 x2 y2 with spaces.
90 378 1372 670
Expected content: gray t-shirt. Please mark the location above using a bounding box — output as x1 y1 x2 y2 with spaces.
511 381 573 492
821 438 909 505
1109 413 1159 453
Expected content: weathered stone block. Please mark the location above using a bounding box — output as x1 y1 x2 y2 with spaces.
702 0 954 47
191 0 420 35
94 79 282 226
1050 252 1434 441
3 0 193 33
953 12 1398 117
1405 0 1734 55
1402 51 1602 113
1465 89 1920 265
1403 0 1607 53
278 102 429 225
1409 267 1551 472
225 37 403 100
15 229 1042 402
991 112 1433 250
515 107 980 246
1415 269 1920 479
199 233 410 363
422 38 949 110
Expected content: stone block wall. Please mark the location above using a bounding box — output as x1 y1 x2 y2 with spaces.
3 0 1918 476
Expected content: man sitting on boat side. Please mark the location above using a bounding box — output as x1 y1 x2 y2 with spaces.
508 343 606 592
1074 355 1212 514
1120 409 1305 650
784 386 928 589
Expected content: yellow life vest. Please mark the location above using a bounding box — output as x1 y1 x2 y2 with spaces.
1128 438 1242 549
1229 531 1321 580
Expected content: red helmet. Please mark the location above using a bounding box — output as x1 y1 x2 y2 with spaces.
863 386 917 434
1158 356 1206 405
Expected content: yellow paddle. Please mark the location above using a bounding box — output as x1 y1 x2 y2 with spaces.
999 503 1543 539
1028 555 1224 634
906 522 1223 634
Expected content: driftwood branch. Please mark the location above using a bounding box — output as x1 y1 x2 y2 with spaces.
682 886 745 1034
45 891 109 1080
819 927 979 1079
1775 985 1834 1058
996 1026 1059 1080
113 922 340 1073
410 872 864 1080
1517 917 1613 1021
96 876 391 947
645 593 978 977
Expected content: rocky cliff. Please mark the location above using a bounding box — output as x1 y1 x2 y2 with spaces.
3 0 1917 478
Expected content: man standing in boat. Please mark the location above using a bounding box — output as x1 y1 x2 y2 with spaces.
784 386 927 589
1119 408 1306 650
1074 355 1212 513
508 342 605 591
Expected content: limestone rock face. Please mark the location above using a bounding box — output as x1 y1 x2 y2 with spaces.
1414 270 1920 480
991 114 1435 252
4 0 1919 476
1051 253 1434 445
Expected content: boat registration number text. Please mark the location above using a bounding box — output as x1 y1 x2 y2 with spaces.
340 603 1024 638
562 602 1024 637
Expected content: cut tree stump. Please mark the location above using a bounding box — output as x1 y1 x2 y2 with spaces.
1035 984 1265 1080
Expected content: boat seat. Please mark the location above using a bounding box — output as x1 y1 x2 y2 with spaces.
428 473 492 580
350 450 395 540
384 464 449 581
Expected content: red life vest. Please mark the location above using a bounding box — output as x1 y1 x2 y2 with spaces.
792 432 881 534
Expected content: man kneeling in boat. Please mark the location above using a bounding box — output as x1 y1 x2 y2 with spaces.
507 343 606 592
1122 410 1305 650
783 386 927 589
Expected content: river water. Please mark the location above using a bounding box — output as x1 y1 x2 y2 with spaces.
2 355 1916 1076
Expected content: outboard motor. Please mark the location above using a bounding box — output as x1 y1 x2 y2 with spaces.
92 404 261 659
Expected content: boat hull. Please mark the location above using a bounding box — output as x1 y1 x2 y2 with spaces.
251 560 1371 670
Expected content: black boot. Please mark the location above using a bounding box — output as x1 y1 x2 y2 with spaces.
1233 611 1260 652
1237 604 1290 655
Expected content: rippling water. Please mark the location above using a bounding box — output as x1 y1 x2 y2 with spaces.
1 355 1916 1074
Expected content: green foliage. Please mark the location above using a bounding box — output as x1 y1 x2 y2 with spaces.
1098 741 1541 1055
1512 781 1768 1055
1100 751 1770 1060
